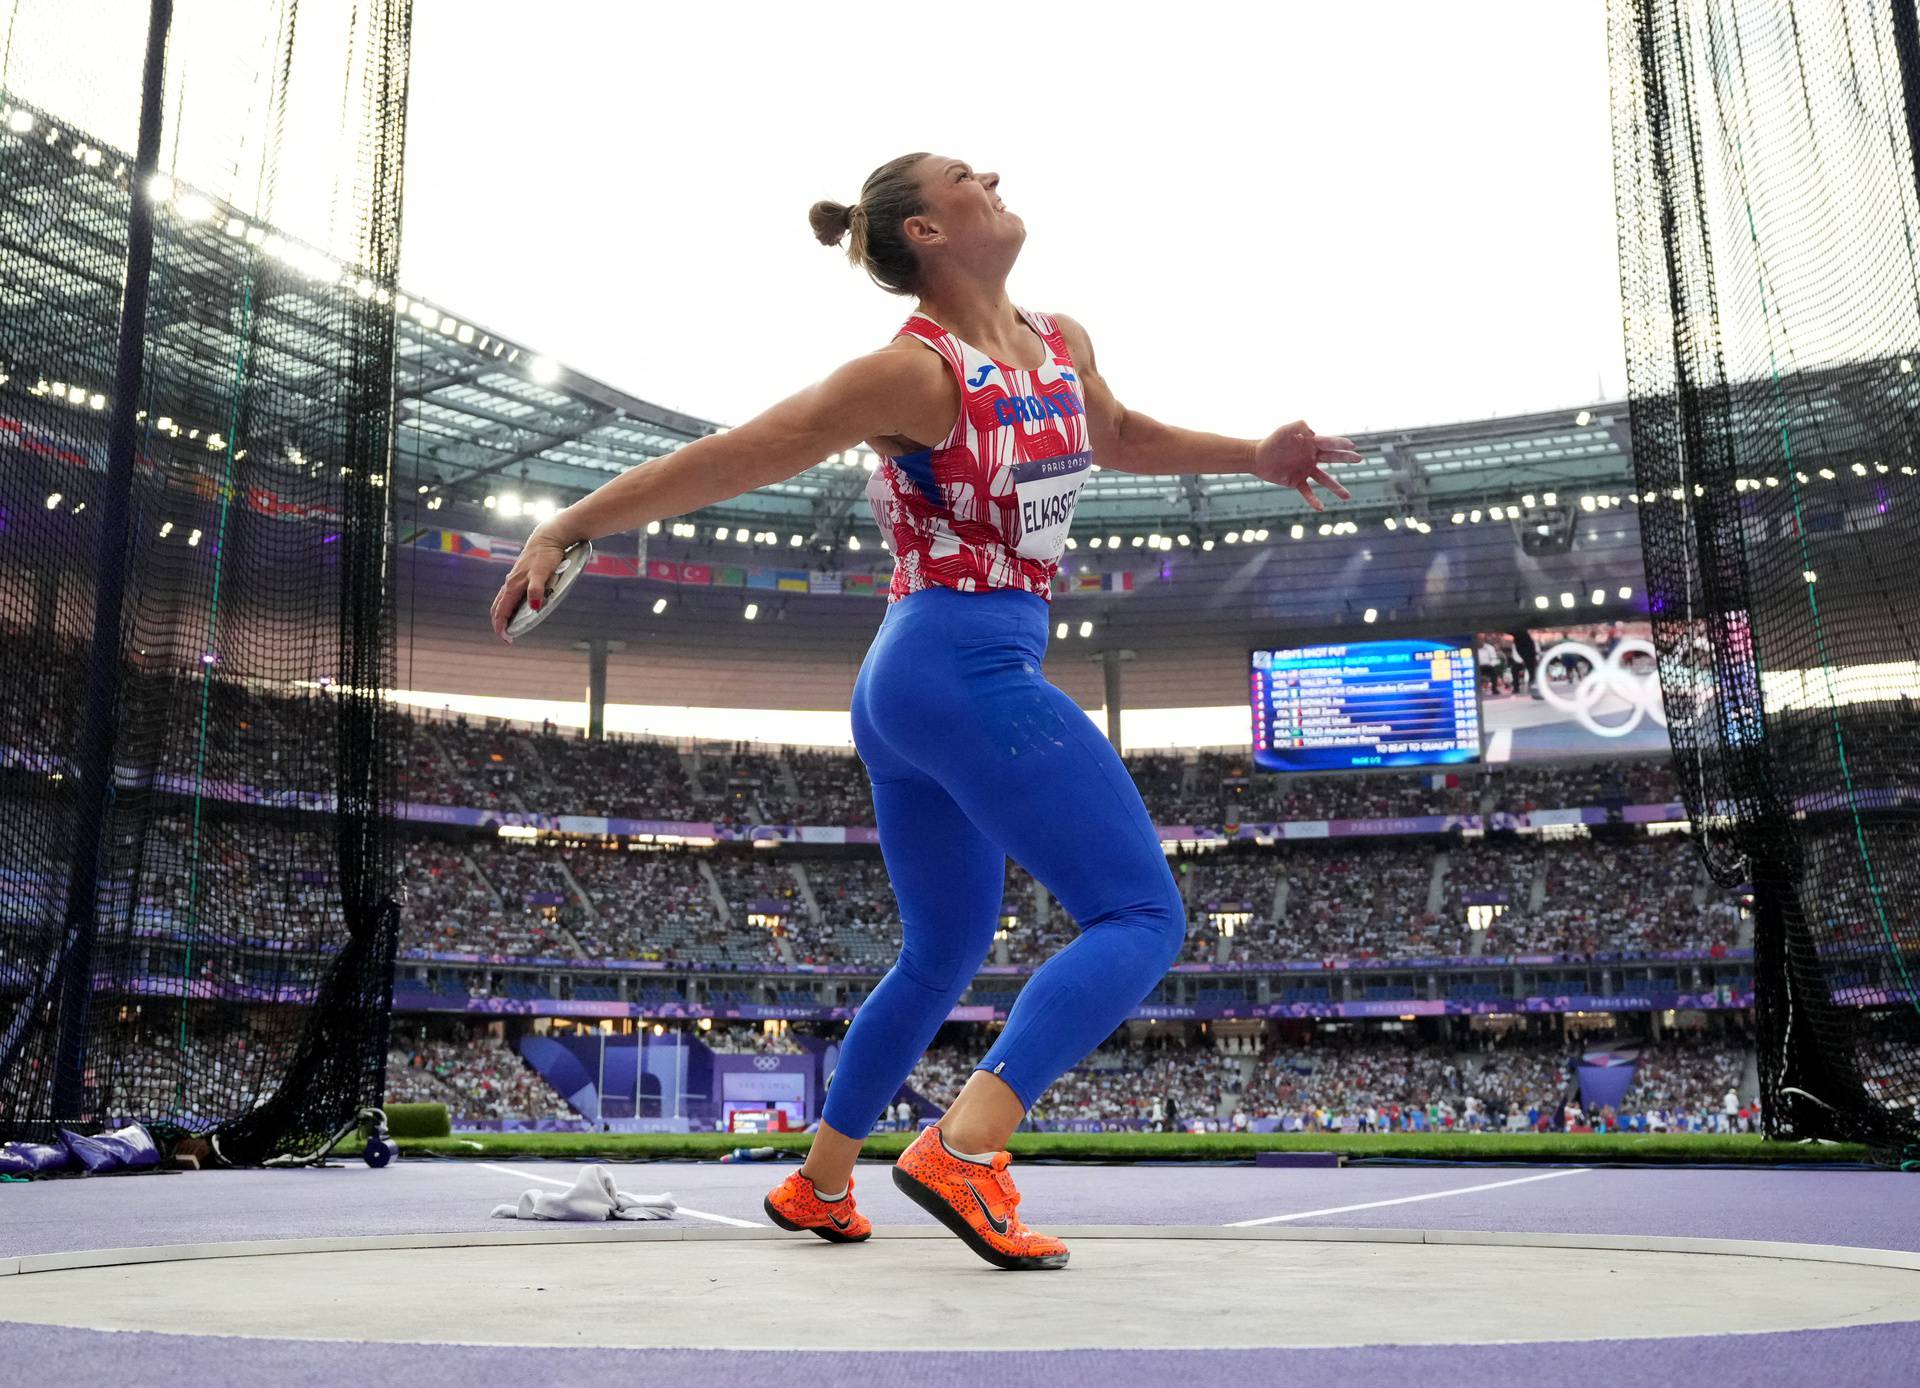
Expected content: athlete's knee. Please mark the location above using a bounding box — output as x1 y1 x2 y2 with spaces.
1150 881 1188 968
891 938 978 1000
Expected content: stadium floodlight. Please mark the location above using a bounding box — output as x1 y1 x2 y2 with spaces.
1088 537 1103 548
1535 595 1550 609
427 497 443 511
652 598 667 614
526 498 556 522
1078 620 1093 637
1290 523 1304 540
1201 538 1215 551
1065 537 1078 550
1107 535 1119 547
1225 531 1239 544
6 109 32 133
1451 512 1465 524
497 493 523 519
1177 534 1190 546
43 492 60 509
1131 536 1144 547
789 534 804 546
1576 409 1593 426
159 521 173 537
527 356 561 385
1618 586 1633 599
744 603 759 620
1542 491 1558 505
1056 622 1069 639
1363 608 1378 623
1579 495 1596 511
1803 570 1817 583
1317 523 1331 536
175 191 214 222
847 536 861 551
1559 592 1575 608
188 529 202 547
146 174 173 204
1522 494 1536 508
1469 509 1482 523
1383 517 1397 530
716 526 730 540
1591 589 1605 605
646 520 660 534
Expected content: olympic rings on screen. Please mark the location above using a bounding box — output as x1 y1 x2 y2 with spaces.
753 1055 782 1071
1534 638 1668 738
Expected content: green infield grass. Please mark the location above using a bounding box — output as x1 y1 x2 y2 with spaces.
395 1129 1869 1165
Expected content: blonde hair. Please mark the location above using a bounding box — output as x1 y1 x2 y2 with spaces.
808 151 931 297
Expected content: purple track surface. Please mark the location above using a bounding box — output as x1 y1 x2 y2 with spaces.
5 1158 1917 1385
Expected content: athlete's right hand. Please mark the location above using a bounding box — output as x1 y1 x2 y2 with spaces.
489 518 575 642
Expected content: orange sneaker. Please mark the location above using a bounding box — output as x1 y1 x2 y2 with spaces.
763 1170 872 1243
892 1124 1069 1270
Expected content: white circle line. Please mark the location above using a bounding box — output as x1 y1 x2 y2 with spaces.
6 1224 1920 1278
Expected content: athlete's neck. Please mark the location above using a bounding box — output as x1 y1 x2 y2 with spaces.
913 279 1036 365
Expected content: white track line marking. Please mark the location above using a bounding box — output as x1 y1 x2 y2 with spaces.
1226 1166 1592 1228
477 1161 765 1227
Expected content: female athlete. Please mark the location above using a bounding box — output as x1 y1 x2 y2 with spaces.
489 152 1359 1270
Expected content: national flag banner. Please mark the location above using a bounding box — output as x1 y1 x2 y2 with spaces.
451 531 495 560
746 567 778 590
808 570 842 594
844 572 876 595
646 559 683 584
1103 571 1134 592
486 536 522 565
1074 573 1103 592
584 552 639 579
714 564 746 588
681 562 713 585
776 569 809 592
248 486 338 523
1423 772 1459 791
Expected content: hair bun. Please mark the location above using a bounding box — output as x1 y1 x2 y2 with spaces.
807 199 854 248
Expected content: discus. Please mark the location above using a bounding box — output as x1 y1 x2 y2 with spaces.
504 539 594 639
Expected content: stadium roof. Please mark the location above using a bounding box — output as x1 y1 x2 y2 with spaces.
12 88 1912 559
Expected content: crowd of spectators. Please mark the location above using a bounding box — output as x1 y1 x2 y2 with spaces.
799 860 904 967
701 1024 806 1055
1485 835 1729 955
564 849 747 963
387 1034 576 1123
397 840 567 957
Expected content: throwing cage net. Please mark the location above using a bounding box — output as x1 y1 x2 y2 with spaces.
1611 0 1920 1162
0 0 411 1162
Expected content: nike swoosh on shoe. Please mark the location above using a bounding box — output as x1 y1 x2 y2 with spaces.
964 1180 1009 1235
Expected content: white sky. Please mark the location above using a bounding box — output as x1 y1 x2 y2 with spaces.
399 1 1627 440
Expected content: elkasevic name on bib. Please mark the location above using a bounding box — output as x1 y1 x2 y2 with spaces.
1009 451 1092 560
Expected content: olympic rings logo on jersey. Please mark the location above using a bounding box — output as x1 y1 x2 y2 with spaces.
752 1055 782 1071
1534 638 1668 738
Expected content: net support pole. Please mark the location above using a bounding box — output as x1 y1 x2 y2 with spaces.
1893 0 1920 213
1101 647 1124 751
50 0 174 1122
587 637 608 742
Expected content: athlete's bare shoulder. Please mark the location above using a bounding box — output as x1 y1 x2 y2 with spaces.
866 333 961 455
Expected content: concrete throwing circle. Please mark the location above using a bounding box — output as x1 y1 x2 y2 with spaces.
4 1226 1919 1349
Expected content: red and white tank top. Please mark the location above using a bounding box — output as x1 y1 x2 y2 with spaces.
866 306 1091 602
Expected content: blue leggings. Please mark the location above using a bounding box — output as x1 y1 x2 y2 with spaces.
820 586 1186 1137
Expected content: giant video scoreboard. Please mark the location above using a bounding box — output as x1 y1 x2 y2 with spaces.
1250 638 1483 773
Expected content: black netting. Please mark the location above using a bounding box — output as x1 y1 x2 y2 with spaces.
0 0 411 1163
1611 0 1920 1161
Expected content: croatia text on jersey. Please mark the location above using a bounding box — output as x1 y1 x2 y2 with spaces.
994 391 1085 427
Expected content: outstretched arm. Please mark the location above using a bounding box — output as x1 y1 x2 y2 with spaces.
1052 311 1360 510
489 349 936 640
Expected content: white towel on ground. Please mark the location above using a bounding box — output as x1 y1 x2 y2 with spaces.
489 1164 677 1221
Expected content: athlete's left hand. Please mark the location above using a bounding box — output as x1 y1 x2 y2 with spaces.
1250 421 1362 512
